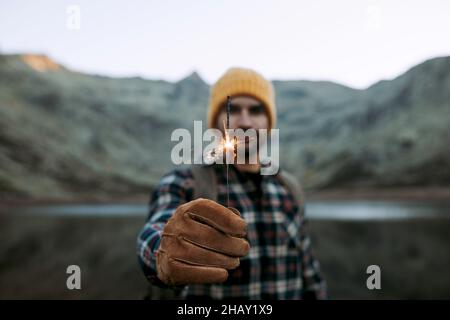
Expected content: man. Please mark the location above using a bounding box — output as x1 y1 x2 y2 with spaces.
137 67 327 299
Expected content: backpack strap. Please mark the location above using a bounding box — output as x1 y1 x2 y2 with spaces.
190 165 218 202
277 170 305 208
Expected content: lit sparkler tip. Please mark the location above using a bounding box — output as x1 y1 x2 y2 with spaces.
224 139 234 150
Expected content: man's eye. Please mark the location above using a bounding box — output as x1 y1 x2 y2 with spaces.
249 105 264 115
229 104 240 114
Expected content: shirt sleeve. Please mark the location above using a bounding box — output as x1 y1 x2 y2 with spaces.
298 205 328 300
136 168 194 286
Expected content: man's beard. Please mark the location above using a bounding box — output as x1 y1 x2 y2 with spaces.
240 135 263 164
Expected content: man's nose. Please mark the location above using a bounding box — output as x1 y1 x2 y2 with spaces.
235 110 252 129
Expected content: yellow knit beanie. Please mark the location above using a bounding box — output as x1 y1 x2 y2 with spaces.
207 67 276 129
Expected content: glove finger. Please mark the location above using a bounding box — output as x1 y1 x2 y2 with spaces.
181 198 246 237
157 250 228 285
179 214 250 257
161 234 240 269
228 207 241 216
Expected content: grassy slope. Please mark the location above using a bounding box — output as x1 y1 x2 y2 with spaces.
0 54 449 200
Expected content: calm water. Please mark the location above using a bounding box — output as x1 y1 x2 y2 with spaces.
8 200 450 220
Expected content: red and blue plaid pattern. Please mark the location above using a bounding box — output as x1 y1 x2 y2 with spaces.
137 165 327 299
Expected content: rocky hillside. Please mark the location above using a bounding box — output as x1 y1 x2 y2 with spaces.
277 56 450 188
0 54 449 200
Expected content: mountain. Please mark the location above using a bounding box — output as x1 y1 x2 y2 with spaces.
0 54 449 200
277 56 450 188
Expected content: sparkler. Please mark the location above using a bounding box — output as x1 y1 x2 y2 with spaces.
203 95 243 207
225 95 232 207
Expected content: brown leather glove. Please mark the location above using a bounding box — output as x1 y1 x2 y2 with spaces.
156 198 250 286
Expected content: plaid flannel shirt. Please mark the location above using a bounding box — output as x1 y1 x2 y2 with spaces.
137 164 327 299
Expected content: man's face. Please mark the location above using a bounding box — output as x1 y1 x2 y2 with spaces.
216 95 269 157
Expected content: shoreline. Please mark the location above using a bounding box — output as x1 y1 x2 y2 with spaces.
306 187 450 202
1 187 450 210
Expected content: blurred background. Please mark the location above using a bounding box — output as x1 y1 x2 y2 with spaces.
0 0 449 299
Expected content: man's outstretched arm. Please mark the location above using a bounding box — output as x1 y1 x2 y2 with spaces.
137 168 249 287
137 169 193 286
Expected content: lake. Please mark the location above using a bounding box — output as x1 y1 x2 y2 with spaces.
2 200 450 299
7 200 450 220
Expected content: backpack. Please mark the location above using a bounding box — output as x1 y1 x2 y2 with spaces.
190 165 305 206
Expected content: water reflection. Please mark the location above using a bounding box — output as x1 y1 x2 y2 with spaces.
8 200 450 220
306 201 450 220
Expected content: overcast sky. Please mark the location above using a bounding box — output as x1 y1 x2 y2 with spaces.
1 0 449 88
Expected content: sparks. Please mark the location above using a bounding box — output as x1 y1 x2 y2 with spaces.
224 136 234 150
